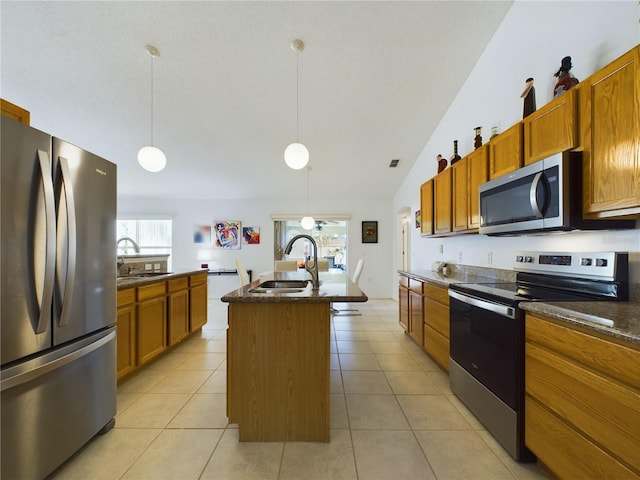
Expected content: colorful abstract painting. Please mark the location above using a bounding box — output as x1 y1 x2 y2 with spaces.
193 224 212 244
243 226 260 244
213 220 241 249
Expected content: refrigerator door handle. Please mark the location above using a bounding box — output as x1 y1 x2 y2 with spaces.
37 149 56 334
57 156 77 327
0 330 115 392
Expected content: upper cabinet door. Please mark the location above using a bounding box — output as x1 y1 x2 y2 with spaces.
523 88 578 165
467 144 489 230
581 45 640 219
420 179 434 236
489 123 523 179
452 158 468 232
434 168 452 235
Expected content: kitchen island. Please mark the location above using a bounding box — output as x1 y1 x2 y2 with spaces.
221 271 367 442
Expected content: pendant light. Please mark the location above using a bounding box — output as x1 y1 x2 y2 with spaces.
284 39 309 170
138 45 166 173
300 166 315 230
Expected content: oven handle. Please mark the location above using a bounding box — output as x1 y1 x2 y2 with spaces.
449 290 516 319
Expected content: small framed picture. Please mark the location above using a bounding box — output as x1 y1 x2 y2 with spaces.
362 221 378 243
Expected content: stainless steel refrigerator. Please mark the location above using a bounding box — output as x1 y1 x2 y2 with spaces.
1 116 117 479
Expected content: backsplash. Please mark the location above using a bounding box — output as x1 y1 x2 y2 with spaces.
117 254 169 276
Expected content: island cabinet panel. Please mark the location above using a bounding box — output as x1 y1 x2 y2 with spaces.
523 88 578 165
489 122 523 179
420 179 434 236
227 302 331 442
434 168 452 235
189 273 208 332
525 313 640 479
398 276 409 332
580 45 640 219
136 293 167 366
167 278 189 346
422 283 450 372
116 288 136 380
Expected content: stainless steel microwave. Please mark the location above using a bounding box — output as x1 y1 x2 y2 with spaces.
479 152 634 235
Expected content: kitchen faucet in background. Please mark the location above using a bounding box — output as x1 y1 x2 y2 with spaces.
284 234 320 291
116 236 140 254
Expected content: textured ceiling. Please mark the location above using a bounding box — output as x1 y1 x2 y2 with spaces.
1 1 512 201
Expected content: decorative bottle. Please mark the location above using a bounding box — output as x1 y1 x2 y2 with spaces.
450 140 461 165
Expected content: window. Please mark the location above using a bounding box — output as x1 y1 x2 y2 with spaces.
116 218 172 267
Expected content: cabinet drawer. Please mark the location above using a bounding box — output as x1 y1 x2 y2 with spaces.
409 278 423 294
189 272 207 286
137 281 166 301
117 288 136 306
399 276 409 289
526 314 639 387
423 283 449 305
168 277 189 292
424 298 449 338
424 325 449 372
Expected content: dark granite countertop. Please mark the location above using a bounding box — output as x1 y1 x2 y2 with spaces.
116 268 207 290
398 266 516 288
221 271 367 304
521 301 640 346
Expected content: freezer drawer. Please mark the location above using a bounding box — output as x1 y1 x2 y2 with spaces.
1 328 117 480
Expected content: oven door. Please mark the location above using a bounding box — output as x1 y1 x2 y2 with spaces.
448 290 522 410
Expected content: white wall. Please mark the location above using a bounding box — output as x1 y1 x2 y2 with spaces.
118 196 392 298
392 1 640 299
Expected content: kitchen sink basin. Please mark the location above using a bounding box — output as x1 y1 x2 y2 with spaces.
248 279 309 293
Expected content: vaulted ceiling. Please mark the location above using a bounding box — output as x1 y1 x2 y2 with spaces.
1 1 512 201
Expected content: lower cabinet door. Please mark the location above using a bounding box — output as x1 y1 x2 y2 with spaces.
116 304 136 379
168 289 189 345
136 296 167 365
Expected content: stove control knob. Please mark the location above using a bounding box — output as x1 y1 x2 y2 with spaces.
581 258 592 266
516 255 524 262
525 256 534 263
595 258 608 267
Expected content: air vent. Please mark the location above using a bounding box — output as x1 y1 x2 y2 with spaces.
389 159 400 168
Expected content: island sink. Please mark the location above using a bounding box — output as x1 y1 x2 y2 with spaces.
248 280 309 293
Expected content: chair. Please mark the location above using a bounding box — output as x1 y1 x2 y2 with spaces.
274 260 298 272
332 259 364 316
235 258 250 287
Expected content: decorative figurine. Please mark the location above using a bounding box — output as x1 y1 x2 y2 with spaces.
521 77 536 118
553 56 579 98
437 154 447 173
473 126 482 149
449 140 461 165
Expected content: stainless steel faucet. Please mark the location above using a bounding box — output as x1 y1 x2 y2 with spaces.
116 236 140 254
284 234 320 291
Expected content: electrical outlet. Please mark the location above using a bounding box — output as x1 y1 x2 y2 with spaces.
488 251 493 264
154 263 161 270
145 263 152 270
458 251 463 262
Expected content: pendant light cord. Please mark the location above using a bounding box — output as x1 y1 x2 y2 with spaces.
295 48 300 142
150 52 155 146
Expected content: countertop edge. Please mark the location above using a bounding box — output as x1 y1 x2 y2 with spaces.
116 269 207 290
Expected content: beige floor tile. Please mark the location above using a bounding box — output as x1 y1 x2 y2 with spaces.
147 369 213 394
342 370 392 394
117 368 168 394
364 331 398 342
330 353 340 370
346 394 409 430
331 394 349 429
122 428 222 480
174 335 219 353
352 430 436 480
368 340 410 353
476 430 550 479
415 430 515 480
279 429 357 480
167 393 228 428
175 352 226 370
49 429 160 480
413 352 444 372
331 369 344 393
115 393 191 428
376 353 423 371
426 369 454 394
357 322 395 331
338 353 380 371
337 340 373 353
200 429 283 480
384 371 441 395
197 368 227 393
205 338 227 352
116 392 141 415
397 395 473 430
144 351 191 370
334 330 368 341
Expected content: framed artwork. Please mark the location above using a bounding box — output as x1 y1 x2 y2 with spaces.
243 226 260 244
213 220 241 249
193 224 212 244
415 210 421 229
362 221 378 243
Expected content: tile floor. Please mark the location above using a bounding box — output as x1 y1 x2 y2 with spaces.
50 298 549 480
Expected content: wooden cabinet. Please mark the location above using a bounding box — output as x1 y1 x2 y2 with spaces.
525 313 640 479
453 144 489 232
136 282 167 365
420 179 434 236
1 98 30 125
116 288 136 380
580 45 640 219
422 283 449 372
523 88 578 165
408 280 423 345
434 168 452 235
398 276 409 331
489 122 523 179
167 277 189 346
189 272 208 331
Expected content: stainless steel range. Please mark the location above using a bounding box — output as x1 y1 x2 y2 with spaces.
448 251 628 462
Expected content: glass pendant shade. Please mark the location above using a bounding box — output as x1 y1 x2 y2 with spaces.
284 142 309 170
300 216 315 230
138 145 167 172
